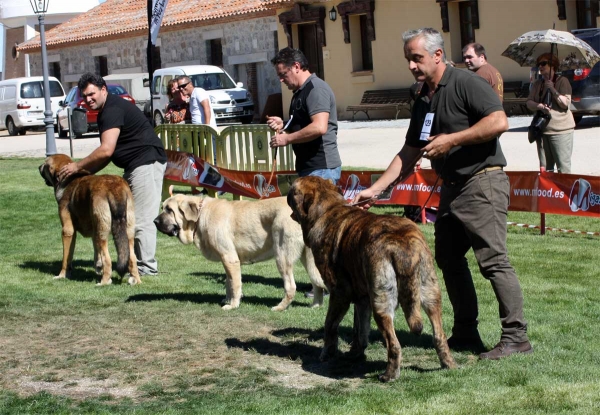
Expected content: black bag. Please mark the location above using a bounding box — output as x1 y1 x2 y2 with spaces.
527 86 553 143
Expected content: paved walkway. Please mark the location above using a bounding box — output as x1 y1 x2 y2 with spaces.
1 115 599 176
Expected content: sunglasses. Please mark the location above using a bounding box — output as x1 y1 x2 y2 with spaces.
537 61 549 67
177 82 190 90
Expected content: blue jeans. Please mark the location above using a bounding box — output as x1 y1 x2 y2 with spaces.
301 166 341 185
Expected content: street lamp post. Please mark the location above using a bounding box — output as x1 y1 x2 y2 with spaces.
30 0 56 156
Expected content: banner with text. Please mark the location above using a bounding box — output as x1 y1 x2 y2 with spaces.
165 151 600 217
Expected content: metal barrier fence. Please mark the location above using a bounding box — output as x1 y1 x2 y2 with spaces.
155 123 295 199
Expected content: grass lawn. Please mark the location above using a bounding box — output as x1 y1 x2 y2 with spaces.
1 158 599 414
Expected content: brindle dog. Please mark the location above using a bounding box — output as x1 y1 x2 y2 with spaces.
287 176 456 382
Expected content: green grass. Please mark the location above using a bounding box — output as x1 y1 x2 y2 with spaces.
1 158 600 414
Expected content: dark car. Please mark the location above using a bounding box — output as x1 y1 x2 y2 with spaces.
560 28 600 124
56 84 135 137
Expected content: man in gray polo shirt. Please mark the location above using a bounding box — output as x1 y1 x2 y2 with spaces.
353 28 532 360
267 47 342 184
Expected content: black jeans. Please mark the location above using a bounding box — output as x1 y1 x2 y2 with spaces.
434 170 529 343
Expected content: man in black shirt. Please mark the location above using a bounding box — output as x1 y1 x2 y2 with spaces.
58 73 167 276
353 28 532 360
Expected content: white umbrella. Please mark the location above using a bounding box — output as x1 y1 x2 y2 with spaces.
502 29 600 71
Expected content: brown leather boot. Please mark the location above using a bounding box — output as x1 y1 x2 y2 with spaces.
479 341 533 360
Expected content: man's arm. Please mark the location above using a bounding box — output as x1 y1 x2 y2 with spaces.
351 144 422 209
271 112 328 146
57 128 119 181
423 110 508 159
200 99 212 126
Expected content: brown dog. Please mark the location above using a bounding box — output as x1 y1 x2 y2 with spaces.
39 154 141 285
287 176 456 382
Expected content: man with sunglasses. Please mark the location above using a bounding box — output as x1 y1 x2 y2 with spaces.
177 76 216 128
56 72 167 277
463 43 504 102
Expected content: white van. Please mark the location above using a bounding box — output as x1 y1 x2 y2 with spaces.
0 76 65 135
151 65 254 126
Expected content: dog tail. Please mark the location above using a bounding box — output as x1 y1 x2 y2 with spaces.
109 191 131 277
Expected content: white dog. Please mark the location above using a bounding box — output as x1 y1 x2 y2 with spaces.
154 194 326 311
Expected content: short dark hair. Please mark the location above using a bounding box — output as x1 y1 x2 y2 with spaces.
271 47 309 71
462 43 487 60
77 72 106 92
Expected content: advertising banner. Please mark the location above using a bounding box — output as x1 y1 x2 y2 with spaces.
165 151 600 218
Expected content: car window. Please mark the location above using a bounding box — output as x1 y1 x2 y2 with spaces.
161 75 172 95
3 86 16 100
152 76 161 95
65 87 77 104
20 82 43 98
190 73 235 90
107 85 127 95
48 81 64 97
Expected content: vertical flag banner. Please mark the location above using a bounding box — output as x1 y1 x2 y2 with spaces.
150 0 169 45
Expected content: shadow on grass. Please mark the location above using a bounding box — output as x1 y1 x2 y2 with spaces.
190 271 313 291
125 292 315 309
226 325 447 380
19 260 99 283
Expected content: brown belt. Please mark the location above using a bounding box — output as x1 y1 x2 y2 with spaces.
443 166 503 187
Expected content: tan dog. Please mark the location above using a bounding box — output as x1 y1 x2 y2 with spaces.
39 154 141 285
287 176 456 382
154 194 326 311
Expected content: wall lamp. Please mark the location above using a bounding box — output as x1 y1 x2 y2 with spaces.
329 6 337 22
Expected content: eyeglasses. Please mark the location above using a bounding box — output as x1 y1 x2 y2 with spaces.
537 61 549 67
276 68 292 79
177 82 190 90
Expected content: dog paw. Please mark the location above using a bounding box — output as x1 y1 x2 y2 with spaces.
271 304 288 312
127 276 141 285
53 275 66 280
221 304 238 311
96 279 112 286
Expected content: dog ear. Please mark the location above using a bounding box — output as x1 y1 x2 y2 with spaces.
180 197 202 222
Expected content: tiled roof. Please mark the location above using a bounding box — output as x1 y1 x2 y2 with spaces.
18 0 294 52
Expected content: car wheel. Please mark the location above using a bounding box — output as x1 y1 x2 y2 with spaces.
7 117 19 136
18 129 27 136
57 117 68 138
154 111 163 127
573 115 583 125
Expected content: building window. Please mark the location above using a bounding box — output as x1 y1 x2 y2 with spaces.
459 1 476 49
207 39 223 67
95 56 108 76
152 46 162 70
349 14 373 72
49 62 61 82
577 0 598 29
360 15 373 71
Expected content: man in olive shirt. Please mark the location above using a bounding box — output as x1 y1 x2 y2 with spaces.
463 42 504 102
353 28 532 360
57 73 167 276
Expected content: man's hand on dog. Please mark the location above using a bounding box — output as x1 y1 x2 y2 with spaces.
351 188 379 210
58 162 80 182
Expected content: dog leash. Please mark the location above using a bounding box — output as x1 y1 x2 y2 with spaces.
348 150 426 207
261 116 294 199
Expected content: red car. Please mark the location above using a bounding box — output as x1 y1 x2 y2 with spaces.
56 84 135 137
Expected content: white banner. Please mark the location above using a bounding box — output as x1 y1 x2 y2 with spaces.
150 0 169 46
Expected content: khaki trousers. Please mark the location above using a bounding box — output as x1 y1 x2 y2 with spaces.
434 169 529 343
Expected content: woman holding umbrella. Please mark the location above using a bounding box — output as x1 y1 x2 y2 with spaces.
526 53 575 173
